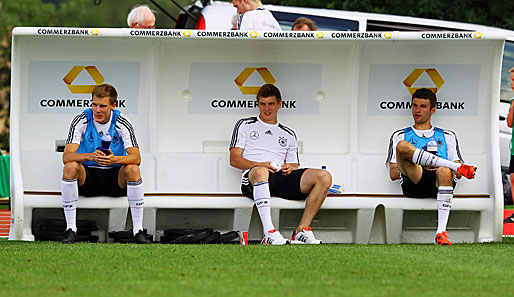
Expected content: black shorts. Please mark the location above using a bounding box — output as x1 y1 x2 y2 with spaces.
400 169 455 198
78 166 127 197
509 155 514 173
241 168 309 200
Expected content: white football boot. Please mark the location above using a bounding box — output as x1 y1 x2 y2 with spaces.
291 227 322 244
261 229 290 245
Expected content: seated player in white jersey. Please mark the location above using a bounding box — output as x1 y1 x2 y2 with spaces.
231 0 281 31
60 84 151 244
229 84 332 245
386 88 477 245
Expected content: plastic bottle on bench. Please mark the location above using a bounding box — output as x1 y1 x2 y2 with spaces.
322 165 343 194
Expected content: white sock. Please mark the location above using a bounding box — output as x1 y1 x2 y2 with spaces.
61 179 78 232
436 186 453 234
412 148 459 172
253 181 275 233
127 180 144 235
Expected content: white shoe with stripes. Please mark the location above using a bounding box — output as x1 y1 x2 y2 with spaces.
261 229 289 245
291 227 322 244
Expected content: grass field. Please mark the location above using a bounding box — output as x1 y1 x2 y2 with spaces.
1 238 514 297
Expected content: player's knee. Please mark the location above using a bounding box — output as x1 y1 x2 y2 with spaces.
249 167 269 183
317 169 332 188
63 162 81 178
436 166 453 182
123 165 141 180
396 140 412 154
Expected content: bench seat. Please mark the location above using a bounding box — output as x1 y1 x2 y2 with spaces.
20 191 491 243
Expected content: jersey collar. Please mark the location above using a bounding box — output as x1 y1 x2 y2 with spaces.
411 126 434 138
257 115 279 127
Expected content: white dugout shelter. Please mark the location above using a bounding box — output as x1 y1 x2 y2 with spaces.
9 28 505 243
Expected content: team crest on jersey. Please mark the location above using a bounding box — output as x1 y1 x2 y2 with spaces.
278 136 287 147
112 134 120 144
250 131 259 140
436 137 444 147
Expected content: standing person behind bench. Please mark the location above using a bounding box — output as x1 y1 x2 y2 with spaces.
127 4 156 29
231 0 281 31
230 84 331 245
292 17 317 31
61 84 151 244
386 88 477 245
504 68 514 223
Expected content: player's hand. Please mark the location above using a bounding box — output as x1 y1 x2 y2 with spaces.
281 164 295 175
90 149 105 161
94 149 116 166
263 162 278 173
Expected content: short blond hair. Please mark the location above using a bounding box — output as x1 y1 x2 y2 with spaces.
92 84 118 105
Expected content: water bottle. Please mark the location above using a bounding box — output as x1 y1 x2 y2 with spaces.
427 139 438 155
322 166 344 194
99 133 111 155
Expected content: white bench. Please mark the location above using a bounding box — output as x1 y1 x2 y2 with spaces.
15 151 496 243
20 191 491 243
9 29 503 243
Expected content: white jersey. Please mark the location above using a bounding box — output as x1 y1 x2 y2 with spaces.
230 116 299 168
386 126 463 164
238 8 281 31
66 110 138 149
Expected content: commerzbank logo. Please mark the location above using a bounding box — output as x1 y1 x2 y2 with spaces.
234 67 276 95
403 68 445 95
63 66 105 94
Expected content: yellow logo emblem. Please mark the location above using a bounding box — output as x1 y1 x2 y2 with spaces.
234 67 276 95
474 32 482 39
250 31 258 38
183 30 191 37
63 66 105 94
91 29 99 36
384 32 392 39
316 32 324 39
403 68 445 95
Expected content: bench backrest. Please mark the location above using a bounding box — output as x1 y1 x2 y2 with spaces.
11 29 503 199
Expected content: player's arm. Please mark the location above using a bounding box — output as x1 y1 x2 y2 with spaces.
282 132 300 175
230 147 275 172
387 131 402 181
389 162 400 181
447 131 463 179
63 143 95 164
96 147 141 167
507 100 514 128
454 160 462 179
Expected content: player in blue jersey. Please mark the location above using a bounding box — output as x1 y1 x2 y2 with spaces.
386 88 476 245
60 84 150 244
